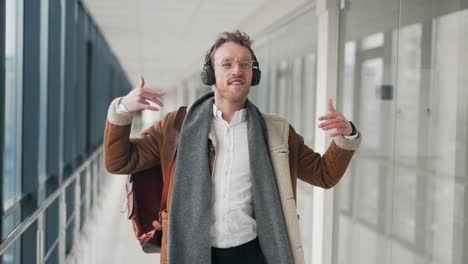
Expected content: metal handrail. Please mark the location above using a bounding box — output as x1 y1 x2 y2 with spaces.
0 146 103 256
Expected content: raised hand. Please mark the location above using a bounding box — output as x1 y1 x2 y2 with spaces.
318 99 352 137
120 76 165 112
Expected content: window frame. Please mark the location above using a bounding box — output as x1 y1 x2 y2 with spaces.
0 0 7 241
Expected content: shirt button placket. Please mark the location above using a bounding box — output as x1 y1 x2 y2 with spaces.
227 126 232 244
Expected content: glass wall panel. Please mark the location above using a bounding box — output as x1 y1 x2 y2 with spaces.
335 0 468 264
38 0 49 185
393 2 468 263
3 1 23 262
3 0 23 213
47 0 62 183
334 0 400 264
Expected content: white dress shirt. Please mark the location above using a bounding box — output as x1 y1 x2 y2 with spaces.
209 104 257 248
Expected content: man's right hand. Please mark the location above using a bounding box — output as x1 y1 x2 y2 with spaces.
120 76 165 112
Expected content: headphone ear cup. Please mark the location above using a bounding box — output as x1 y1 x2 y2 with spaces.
201 65 216 86
251 68 261 86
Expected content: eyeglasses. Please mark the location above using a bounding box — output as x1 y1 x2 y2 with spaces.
215 57 254 70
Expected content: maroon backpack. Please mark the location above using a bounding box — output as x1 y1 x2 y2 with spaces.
125 106 186 253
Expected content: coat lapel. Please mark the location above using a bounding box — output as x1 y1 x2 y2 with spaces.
263 113 305 264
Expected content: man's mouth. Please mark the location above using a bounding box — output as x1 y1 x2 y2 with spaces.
228 78 244 85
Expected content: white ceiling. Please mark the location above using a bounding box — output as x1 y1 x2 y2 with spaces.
81 0 270 89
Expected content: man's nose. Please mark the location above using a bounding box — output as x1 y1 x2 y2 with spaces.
231 63 243 74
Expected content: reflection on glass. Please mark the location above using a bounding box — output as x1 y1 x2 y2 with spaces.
361 32 384 50
302 54 316 146
290 57 303 131
394 23 422 166
338 168 352 213
268 64 277 113
355 161 380 227
297 180 314 263
2 211 21 263
342 41 356 121
360 58 383 151
276 60 290 117
392 169 417 243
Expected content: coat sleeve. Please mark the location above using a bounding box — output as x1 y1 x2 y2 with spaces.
103 97 168 174
289 125 361 189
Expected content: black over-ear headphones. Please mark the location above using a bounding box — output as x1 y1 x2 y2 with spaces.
201 45 261 86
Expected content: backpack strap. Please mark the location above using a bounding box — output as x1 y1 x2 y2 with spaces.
159 106 187 221
174 106 187 132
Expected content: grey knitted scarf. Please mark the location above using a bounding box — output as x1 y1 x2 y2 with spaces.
168 91 292 264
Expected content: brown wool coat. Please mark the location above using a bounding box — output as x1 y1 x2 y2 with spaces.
103 98 361 264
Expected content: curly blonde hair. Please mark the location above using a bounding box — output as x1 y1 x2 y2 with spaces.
205 30 256 64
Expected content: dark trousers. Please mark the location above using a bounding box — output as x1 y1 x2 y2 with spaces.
211 237 266 264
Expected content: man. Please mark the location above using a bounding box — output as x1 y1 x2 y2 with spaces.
104 30 361 264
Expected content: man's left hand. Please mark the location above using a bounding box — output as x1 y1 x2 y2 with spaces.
318 99 352 137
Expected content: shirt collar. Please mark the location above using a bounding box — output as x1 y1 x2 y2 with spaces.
213 103 247 125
